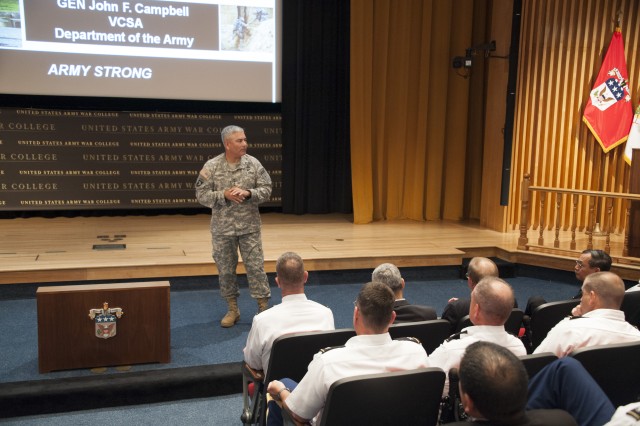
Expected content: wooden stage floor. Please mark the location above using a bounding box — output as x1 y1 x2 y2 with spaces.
0 213 635 285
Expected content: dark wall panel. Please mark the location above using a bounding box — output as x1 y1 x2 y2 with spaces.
0 108 281 211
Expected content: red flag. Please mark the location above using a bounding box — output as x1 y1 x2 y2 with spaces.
582 28 633 152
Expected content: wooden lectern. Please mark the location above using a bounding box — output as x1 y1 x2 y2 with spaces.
37 281 170 373
629 150 640 258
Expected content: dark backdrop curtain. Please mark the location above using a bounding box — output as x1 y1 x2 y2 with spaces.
281 0 352 214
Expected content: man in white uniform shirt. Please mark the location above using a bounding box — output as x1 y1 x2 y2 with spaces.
266 281 430 425
534 271 640 357
627 282 640 292
606 402 640 426
429 276 526 395
243 252 334 376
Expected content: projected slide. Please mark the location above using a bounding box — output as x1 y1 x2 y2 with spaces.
0 0 280 102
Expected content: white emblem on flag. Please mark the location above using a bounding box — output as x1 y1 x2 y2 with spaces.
590 68 631 111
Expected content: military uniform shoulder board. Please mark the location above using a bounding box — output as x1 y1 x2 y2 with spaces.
319 345 345 354
446 330 468 342
624 406 640 421
394 336 422 345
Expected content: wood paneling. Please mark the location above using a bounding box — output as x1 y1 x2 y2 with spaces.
508 0 640 234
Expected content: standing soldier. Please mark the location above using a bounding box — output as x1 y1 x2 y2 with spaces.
196 125 272 327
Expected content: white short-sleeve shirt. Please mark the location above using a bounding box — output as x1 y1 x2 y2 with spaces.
605 402 640 425
428 325 527 395
243 293 334 375
533 309 640 357
285 332 430 424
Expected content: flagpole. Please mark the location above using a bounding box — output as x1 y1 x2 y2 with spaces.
594 137 604 236
616 10 622 30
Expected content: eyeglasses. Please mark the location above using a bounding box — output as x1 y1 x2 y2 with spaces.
465 273 470 279
575 260 585 268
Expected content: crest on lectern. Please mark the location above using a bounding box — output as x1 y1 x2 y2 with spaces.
88 302 124 339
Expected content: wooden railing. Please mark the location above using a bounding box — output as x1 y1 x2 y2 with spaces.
518 173 640 257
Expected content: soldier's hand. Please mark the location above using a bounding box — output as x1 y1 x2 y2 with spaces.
571 304 583 317
225 187 246 204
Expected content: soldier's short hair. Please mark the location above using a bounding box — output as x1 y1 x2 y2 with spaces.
459 341 528 422
221 125 245 143
582 249 612 271
355 282 395 332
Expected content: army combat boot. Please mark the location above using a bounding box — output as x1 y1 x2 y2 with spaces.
220 297 240 328
257 297 270 313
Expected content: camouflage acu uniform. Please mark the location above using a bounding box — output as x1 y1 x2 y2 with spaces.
195 153 272 299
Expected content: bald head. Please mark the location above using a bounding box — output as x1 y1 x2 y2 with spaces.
467 257 499 287
470 277 515 326
275 252 307 293
581 271 625 312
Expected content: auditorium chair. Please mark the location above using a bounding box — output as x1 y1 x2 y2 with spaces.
456 308 525 336
522 299 580 353
621 290 640 328
570 340 640 407
388 319 451 354
440 367 466 424
518 352 558 379
241 328 356 426
315 368 445 426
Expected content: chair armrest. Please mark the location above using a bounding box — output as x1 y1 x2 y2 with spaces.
448 367 460 400
282 406 312 426
242 361 265 382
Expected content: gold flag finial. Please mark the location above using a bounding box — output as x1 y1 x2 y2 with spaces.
615 10 622 29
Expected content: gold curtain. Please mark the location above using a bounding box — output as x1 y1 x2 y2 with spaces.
351 0 640 236
350 0 486 224
508 0 640 234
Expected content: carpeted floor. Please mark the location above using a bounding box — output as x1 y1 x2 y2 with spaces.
0 263 584 421
0 264 581 384
2 393 244 425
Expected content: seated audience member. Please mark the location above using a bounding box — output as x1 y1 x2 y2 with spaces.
527 357 615 426
430 276 526 395
372 262 437 323
243 252 335 375
533 271 640 357
525 249 612 317
447 341 577 426
265 281 429 426
626 282 640 293
441 257 500 333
